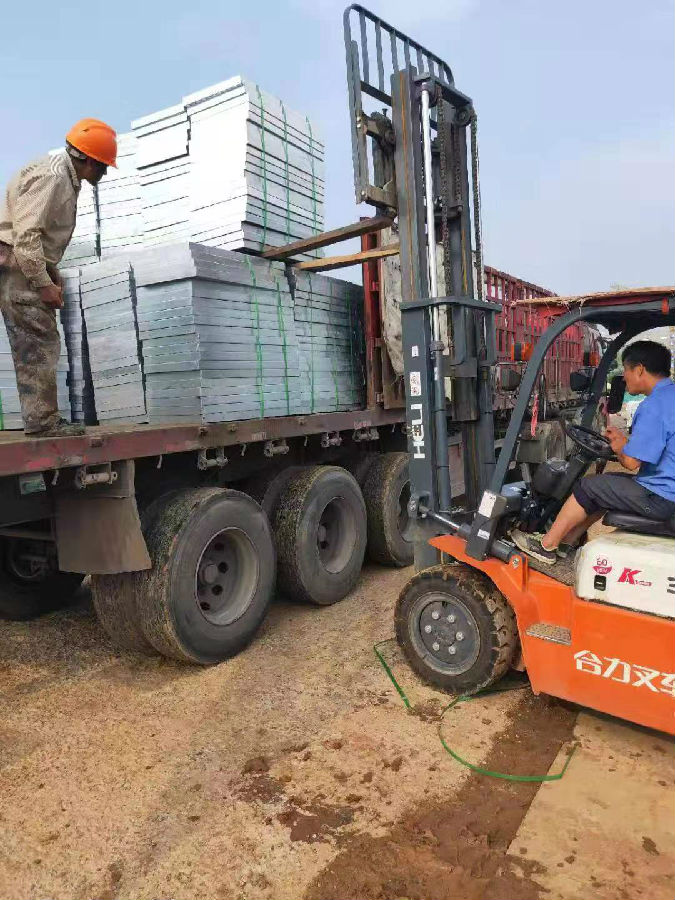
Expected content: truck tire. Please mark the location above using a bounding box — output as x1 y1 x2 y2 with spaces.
344 454 376 487
362 452 413 567
135 487 275 664
238 465 305 518
0 537 84 621
90 491 179 654
274 465 367 605
395 564 518 694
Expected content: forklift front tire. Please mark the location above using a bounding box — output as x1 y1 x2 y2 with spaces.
395 564 518 695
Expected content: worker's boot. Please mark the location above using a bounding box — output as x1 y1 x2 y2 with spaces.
27 418 86 438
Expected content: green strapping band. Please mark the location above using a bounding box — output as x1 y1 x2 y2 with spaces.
275 277 291 415
255 85 269 251
328 287 340 411
307 273 316 414
305 116 319 238
373 638 576 783
245 255 265 418
280 102 291 244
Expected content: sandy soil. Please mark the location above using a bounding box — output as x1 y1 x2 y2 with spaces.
0 565 670 900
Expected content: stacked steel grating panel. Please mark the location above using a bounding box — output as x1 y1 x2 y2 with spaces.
57 76 325 266
57 243 364 426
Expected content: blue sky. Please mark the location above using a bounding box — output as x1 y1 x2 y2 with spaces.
1 0 673 293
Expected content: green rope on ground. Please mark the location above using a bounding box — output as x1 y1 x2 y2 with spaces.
280 101 291 244
373 638 576 782
245 255 265 418
275 277 291 415
307 273 316 414
305 116 319 237
255 85 269 251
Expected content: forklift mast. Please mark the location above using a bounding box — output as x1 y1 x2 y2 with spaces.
344 5 500 565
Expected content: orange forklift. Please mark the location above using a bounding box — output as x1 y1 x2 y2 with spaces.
341 7 675 735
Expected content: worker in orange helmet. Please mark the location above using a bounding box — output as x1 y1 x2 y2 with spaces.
0 119 117 437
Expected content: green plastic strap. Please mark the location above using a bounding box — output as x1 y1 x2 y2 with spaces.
307 273 316 414
280 101 291 244
255 85 269 251
373 638 576 783
305 116 319 237
328 288 340 411
275 277 291 415
245 255 265 418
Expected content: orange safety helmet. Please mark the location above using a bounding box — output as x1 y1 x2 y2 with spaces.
66 118 117 167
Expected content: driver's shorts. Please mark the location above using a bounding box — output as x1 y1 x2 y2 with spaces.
573 473 675 520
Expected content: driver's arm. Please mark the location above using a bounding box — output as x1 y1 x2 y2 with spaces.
607 401 665 473
605 428 640 471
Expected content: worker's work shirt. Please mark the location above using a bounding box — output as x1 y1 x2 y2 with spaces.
0 151 80 290
624 377 675 502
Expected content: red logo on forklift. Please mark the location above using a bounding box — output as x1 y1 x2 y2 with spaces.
593 557 612 575
618 567 652 587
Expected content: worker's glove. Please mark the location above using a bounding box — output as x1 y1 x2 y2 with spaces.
39 283 64 310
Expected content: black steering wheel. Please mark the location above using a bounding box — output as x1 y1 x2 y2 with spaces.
564 423 615 460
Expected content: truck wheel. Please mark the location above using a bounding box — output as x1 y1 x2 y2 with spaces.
362 452 413 567
395 564 518 694
91 492 179 654
274 466 367 605
238 466 305 518
344 454 376 487
0 537 84 621
136 487 275 664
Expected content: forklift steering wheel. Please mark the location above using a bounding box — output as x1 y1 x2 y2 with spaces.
564 423 615 460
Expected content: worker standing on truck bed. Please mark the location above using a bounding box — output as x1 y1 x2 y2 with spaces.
0 119 117 437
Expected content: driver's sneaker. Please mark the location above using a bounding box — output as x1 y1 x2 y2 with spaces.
27 418 86 438
510 529 558 566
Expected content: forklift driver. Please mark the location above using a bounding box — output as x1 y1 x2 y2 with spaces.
512 340 675 565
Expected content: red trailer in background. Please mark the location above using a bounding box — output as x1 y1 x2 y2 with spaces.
361 229 602 420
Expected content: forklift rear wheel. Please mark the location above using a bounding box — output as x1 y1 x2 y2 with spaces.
395 564 518 694
0 537 84 621
274 465 367 605
362 452 414 567
134 487 275 664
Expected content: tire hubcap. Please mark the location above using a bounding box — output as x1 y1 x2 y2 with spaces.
195 528 259 626
410 591 480 674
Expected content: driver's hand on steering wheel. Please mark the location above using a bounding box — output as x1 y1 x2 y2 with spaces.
605 425 628 453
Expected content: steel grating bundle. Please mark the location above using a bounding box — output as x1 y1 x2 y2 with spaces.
0 309 70 431
79 259 147 425
56 76 324 266
54 243 364 425
59 268 97 424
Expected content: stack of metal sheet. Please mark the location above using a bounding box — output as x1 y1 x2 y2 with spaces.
59 268 96 424
134 243 305 423
97 132 143 255
79 259 146 424
0 311 71 430
292 271 365 413
185 77 324 258
132 104 192 247
60 180 99 268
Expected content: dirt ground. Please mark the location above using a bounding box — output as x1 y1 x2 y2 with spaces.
0 565 673 900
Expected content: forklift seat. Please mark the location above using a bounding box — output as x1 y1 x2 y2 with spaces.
603 511 675 538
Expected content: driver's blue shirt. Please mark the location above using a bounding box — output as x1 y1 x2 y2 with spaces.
623 378 675 502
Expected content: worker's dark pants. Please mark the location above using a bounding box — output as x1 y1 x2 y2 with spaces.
573 473 675 520
0 264 61 433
